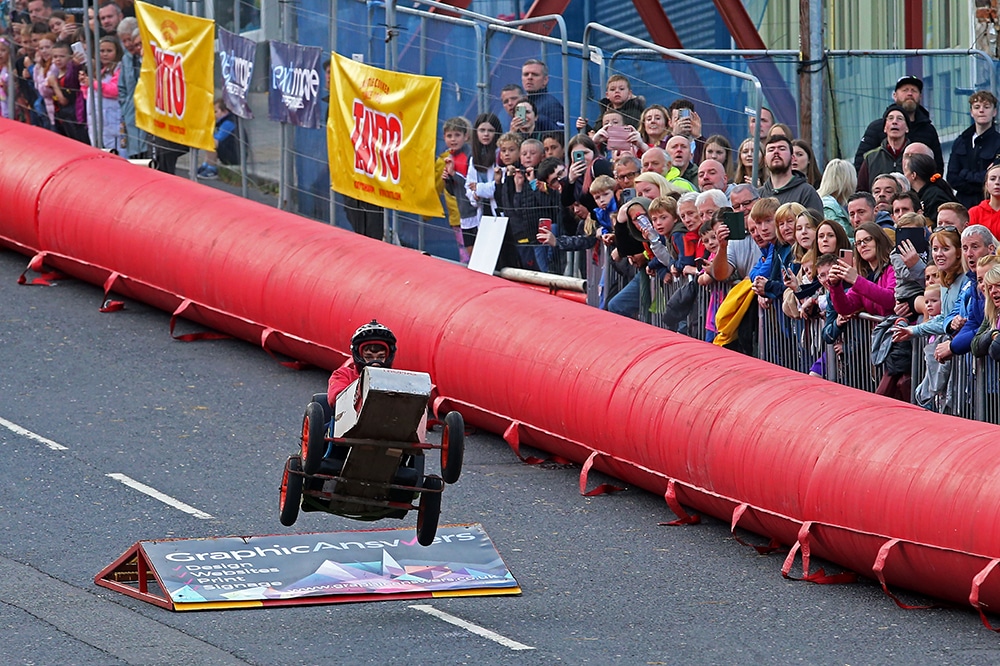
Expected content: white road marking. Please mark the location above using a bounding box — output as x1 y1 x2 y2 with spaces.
409 604 535 651
106 473 214 520
0 416 69 450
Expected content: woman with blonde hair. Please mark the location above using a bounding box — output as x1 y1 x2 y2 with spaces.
972 264 1000 361
816 159 857 238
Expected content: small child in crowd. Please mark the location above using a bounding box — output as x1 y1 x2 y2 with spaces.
913 285 950 411
441 116 479 259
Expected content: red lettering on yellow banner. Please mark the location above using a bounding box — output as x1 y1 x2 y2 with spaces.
151 41 186 120
350 99 402 184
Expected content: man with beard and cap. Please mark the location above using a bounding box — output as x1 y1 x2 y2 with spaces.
854 75 943 172
858 104 910 192
759 135 822 210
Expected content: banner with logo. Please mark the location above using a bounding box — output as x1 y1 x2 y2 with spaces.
268 41 323 128
134 1 215 152
217 27 255 119
95 524 520 610
328 52 442 217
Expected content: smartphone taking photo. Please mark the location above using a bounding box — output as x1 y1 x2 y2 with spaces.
722 211 746 241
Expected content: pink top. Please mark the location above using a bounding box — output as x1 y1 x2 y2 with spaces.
829 264 897 317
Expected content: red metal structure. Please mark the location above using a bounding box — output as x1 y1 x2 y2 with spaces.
712 0 801 135
630 0 725 142
5 120 1000 623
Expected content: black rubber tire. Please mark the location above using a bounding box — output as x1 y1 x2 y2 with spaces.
279 456 303 527
416 475 444 546
301 401 327 475
440 411 465 485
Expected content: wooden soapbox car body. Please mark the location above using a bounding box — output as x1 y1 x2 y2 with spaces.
278 367 464 546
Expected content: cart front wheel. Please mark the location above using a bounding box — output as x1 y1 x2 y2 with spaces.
301 401 327 475
416 475 444 546
440 411 465 485
279 456 304 526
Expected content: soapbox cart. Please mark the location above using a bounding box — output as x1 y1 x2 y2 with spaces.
278 367 464 546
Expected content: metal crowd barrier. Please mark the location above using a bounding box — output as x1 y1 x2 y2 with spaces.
588 263 1000 424
757 305 826 375
648 275 732 342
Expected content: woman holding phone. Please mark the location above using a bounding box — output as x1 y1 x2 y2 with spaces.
561 134 614 213
827 222 896 317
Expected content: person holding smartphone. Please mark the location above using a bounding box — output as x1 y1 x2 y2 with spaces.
47 41 88 143
561 134 614 214
827 223 897 318
509 98 541 140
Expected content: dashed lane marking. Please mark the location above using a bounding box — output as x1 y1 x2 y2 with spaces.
106 473 215 520
410 604 535 651
0 416 69 450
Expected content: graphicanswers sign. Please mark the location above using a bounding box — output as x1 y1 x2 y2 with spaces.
95 524 520 610
328 53 442 217
134 1 215 152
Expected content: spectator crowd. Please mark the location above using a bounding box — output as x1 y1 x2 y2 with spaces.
434 59 1000 417
5 4 1000 418
1 0 239 176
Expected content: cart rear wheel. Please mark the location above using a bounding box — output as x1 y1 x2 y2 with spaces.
279 456 303 526
416 475 444 546
301 401 327 475
440 411 465 484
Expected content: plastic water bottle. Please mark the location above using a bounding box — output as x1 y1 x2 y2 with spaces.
633 213 661 243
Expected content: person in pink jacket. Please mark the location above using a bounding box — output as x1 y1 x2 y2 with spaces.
827 222 898 317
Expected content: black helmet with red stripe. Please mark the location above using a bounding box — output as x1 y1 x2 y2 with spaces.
350 319 397 369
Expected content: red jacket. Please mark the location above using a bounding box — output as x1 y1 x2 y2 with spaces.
969 199 1000 240
327 360 360 406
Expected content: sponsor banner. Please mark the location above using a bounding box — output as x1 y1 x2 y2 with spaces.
134 1 215 152
217 27 255 119
268 41 323 128
124 524 518 609
328 52 442 217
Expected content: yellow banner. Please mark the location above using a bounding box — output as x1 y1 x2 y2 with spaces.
328 53 442 217
134 1 215 152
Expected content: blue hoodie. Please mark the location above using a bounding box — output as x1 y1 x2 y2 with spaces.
946 269 985 355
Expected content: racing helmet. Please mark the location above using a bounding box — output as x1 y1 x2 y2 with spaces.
350 319 397 369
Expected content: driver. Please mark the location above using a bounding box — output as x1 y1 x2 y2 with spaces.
327 320 397 406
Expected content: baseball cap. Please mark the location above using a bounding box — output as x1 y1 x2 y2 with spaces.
895 75 923 92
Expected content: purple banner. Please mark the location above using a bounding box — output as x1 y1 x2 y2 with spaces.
217 28 256 120
268 40 323 128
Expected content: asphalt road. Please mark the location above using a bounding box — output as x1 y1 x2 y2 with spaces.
1 245 999 665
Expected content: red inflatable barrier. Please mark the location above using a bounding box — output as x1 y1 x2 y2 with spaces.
4 119 1000 619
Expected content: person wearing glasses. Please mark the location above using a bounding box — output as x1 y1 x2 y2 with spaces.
827 223 897 319
827 224 902 398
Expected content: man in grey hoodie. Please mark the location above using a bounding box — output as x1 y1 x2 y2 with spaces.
760 135 823 211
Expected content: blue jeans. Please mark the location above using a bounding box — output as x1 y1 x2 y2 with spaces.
608 273 641 318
